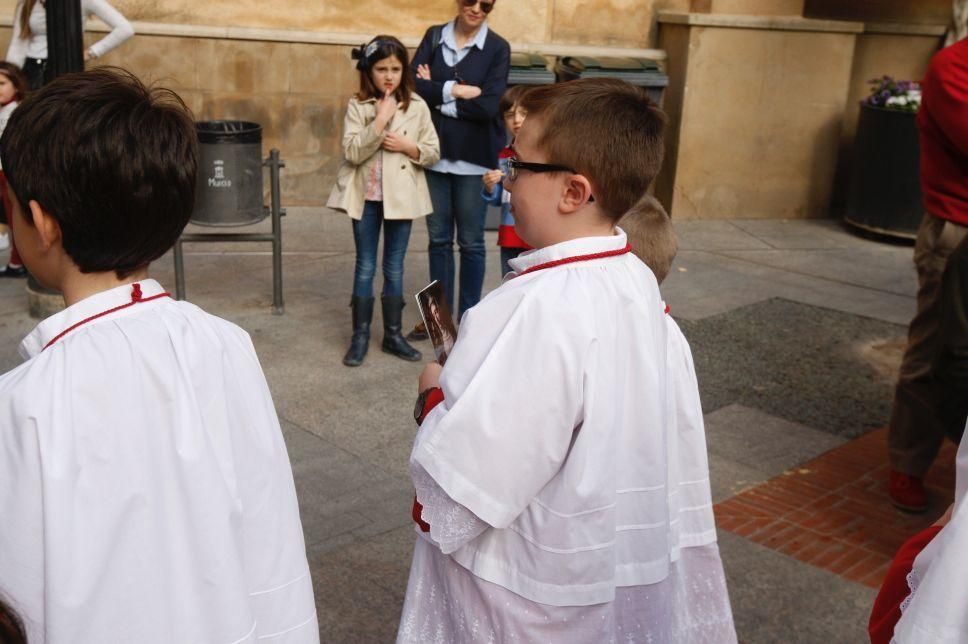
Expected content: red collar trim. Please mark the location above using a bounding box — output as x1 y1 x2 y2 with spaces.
42 283 171 351
516 243 633 277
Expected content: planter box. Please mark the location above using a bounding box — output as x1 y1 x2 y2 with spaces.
803 0 950 25
845 104 922 239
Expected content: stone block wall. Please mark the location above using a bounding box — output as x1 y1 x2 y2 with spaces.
113 37 358 206
656 12 945 219
0 1 950 216
0 0 688 205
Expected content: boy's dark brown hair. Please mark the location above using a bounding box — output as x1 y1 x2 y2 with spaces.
0 595 27 644
518 78 666 220
0 67 197 278
354 35 415 110
620 194 678 284
499 84 528 116
0 62 28 103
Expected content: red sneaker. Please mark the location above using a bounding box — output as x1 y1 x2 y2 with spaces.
889 470 928 513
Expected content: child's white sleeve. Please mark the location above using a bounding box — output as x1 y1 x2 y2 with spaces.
412 292 588 529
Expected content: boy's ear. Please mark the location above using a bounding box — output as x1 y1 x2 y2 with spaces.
559 174 596 214
27 199 62 250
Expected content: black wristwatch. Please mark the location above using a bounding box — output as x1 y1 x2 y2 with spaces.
414 387 441 424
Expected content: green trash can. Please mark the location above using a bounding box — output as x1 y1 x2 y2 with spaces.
554 56 668 106
508 52 554 86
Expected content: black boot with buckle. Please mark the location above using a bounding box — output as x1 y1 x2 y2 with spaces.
381 296 422 362
343 296 374 367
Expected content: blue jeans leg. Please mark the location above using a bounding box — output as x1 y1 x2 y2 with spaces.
425 170 456 312
453 174 487 318
381 217 412 297
351 201 383 298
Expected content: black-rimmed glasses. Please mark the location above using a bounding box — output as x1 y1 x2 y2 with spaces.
505 158 576 182
505 155 596 202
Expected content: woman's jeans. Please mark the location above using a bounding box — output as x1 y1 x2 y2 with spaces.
425 170 487 319
352 201 413 298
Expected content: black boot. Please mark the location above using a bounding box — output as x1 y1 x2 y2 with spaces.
343 296 374 367
381 296 422 362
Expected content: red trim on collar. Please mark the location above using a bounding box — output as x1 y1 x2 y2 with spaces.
516 243 633 277
42 283 171 351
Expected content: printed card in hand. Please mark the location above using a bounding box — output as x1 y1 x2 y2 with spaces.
415 281 457 365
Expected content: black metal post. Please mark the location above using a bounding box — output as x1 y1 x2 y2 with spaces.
267 149 286 315
45 0 85 82
26 0 84 304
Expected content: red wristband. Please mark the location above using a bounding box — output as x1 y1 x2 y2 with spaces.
415 387 445 426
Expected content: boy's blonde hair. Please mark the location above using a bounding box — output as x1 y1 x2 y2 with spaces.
517 78 665 221
620 195 678 284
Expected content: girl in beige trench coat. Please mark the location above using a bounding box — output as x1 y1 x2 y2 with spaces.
328 35 440 367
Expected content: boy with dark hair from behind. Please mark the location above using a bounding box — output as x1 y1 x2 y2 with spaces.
0 68 318 644
397 78 735 642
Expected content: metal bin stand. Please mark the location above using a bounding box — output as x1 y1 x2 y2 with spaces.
173 147 287 314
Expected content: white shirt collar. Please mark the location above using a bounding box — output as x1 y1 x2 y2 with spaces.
507 228 628 277
20 279 169 359
442 19 490 52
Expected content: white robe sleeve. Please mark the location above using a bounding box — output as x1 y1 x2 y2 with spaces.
411 460 490 554
893 422 968 644
226 334 318 640
0 381 45 639
411 290 589 529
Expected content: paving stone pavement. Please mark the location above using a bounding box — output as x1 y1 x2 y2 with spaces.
0 210 952 644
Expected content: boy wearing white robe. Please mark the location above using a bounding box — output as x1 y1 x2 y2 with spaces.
398 79 736 643
0 69 318 644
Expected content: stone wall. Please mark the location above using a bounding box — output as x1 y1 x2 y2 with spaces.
0 0 690 205
656 12 945 219
0 0 691 48
0 1 950 216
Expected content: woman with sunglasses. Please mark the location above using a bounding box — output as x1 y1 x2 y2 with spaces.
406 0 510 339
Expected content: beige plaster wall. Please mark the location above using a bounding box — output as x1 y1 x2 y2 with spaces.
0 22 360 206
699 0 804 15
0 0 691 48
93 35 358 205
0 0 691 207
657 24 856 219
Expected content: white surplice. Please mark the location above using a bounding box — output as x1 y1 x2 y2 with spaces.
893 420 968 644
0 280 319 644
398 232 736 643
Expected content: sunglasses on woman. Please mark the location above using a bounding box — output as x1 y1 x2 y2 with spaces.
460 0 495 13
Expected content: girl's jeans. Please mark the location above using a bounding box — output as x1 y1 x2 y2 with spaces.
352 201 413 298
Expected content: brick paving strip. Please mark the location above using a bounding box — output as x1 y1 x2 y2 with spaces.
714 428 957 589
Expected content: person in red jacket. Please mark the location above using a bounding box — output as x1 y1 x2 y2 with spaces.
888 37 968 512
